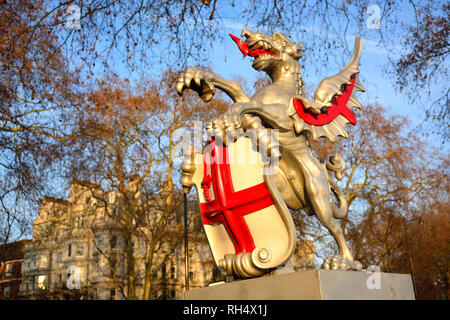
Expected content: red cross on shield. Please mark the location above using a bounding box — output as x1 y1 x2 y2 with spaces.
188 135 296 274
200 139 275 254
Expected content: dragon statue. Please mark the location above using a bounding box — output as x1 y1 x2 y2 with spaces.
178 28 365 279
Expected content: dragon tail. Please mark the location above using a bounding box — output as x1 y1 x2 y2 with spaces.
326 154 348 219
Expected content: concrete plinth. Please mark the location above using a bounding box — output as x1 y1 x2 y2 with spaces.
184 270 415 300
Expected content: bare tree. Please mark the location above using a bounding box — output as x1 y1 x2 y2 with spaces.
61 71 227 299
0 0 80 247
307 103 448 298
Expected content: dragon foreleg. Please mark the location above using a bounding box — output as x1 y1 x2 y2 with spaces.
177 66 250 103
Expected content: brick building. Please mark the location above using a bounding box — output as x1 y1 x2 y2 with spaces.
0 240 31 300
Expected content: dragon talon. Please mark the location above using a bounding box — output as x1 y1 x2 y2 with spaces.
194 72 202 87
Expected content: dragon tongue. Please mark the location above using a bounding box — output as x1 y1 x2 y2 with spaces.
229 34 249 57
229 34 275 58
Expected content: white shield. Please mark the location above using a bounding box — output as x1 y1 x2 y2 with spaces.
189 135 296 277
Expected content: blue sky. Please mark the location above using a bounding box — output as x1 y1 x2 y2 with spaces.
61 1 447 153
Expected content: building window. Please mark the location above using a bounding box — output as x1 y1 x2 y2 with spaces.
3 286 10 298
40 255 48 268
150 265 156 278
110 255 117 270
108 192 116 204
110 289 116 300
93 255 99 274
29 276 34 290
37 275 47 290
161 264 166 277
5 264 13 276
65 266 82 290
68 244 72 257
111 235 117 249
170 266 175 279
75 243 85 256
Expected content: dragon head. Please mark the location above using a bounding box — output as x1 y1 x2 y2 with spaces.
231 29 303 78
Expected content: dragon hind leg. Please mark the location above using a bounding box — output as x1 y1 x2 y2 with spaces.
294 150 362 270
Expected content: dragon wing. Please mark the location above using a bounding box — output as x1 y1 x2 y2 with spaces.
287 36 365 142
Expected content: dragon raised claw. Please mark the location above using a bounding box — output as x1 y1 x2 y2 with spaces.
178 28 365 272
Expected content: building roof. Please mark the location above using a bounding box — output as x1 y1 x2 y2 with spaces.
41 196 69 206
0 239 31 262
70 179 102 190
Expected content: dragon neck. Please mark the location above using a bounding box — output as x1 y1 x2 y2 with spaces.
268 58 303 96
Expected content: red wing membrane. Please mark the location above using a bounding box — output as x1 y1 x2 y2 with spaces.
293 76 357 126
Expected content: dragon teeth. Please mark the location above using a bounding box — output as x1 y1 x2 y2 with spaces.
250 40 273 53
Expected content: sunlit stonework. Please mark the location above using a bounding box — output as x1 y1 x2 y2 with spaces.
19 180 215 299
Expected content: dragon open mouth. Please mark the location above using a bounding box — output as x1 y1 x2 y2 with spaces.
229 34 279 59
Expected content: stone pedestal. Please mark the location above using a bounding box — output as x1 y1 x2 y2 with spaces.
184 270 415 300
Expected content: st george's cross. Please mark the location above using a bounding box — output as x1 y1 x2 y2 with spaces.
199 139 275 254
181 133 297 279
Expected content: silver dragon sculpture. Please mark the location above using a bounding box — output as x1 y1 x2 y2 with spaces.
178 28 365 272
